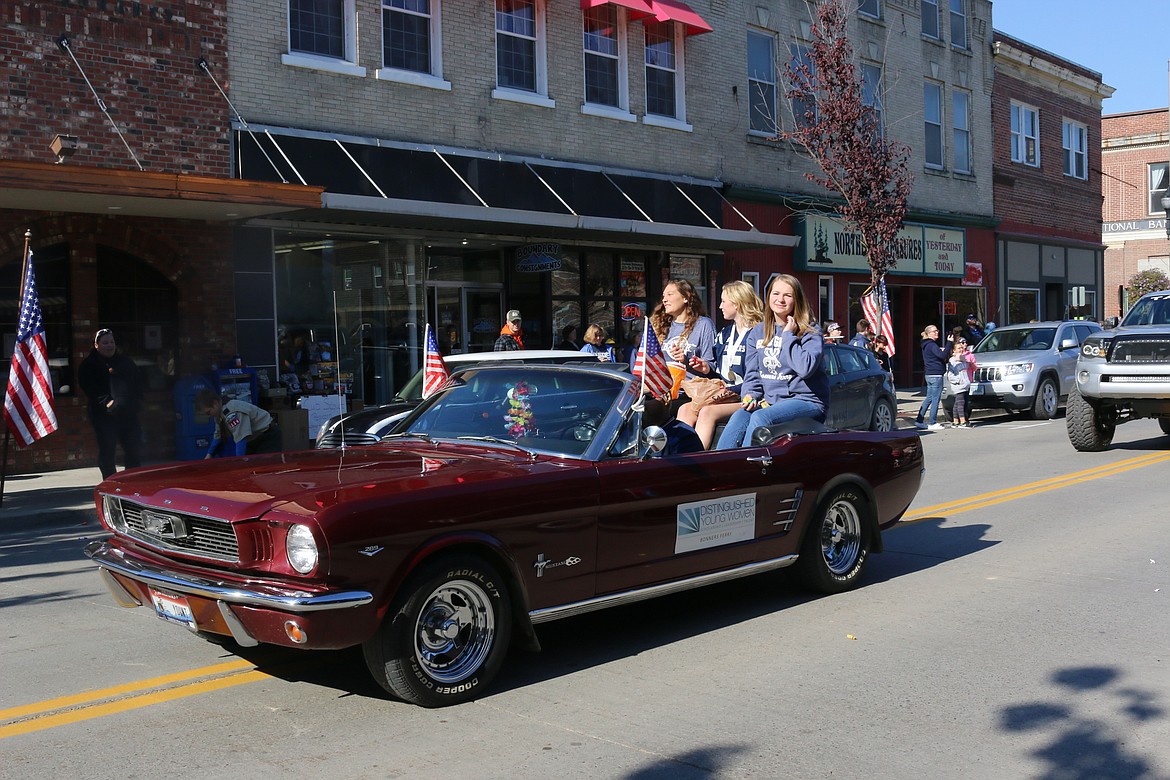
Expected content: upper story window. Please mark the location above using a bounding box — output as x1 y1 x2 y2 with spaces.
924 81 943 169
921 0 940 39
381 0 446 86
285 0 364 76
789 43 816 129
861 63 883 138
952 90 971 174
859 0 880 19
645 20 686 124
1011 101 1040 167
1149 163 1168 215
495 0 552 105
949 0 967 49
1062 119 1087 180
747 30 777 135
583 4 627 111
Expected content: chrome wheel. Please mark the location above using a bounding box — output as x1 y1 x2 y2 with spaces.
414 579 496 684
819 496 863 576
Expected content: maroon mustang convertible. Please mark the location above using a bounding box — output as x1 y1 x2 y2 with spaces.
85 363 924 707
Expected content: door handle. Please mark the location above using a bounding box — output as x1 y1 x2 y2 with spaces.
746 455 773 467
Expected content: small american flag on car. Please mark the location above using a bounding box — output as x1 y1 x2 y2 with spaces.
422 324 450 399
632 318 674 400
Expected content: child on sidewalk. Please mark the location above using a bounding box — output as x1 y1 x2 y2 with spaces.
946 338 976 428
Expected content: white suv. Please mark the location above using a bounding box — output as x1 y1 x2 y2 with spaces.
948 320 1102 419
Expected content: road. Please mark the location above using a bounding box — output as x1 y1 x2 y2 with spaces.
2 414 1169 779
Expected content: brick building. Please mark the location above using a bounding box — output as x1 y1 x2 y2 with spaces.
0 3 318 474
1101 108 1170 319
990 32 1113 325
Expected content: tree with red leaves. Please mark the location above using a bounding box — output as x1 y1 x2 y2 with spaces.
781 0 913 288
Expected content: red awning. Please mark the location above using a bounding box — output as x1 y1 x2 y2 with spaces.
581 0 656 21
648 0 713 35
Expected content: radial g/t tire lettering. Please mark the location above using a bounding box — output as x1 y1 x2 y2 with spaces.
363 555 512 707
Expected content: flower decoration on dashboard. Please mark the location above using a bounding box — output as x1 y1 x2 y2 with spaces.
503 381 536 438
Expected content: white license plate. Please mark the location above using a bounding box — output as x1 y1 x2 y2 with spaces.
149 588 198 630
969 383 985 395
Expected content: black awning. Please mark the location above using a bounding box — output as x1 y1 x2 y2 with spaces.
234 126 799 250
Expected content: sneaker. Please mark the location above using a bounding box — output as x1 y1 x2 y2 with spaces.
914 421 927 429
927 423 945 431
963 422 975 429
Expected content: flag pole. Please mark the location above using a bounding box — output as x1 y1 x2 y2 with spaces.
0 230 33 507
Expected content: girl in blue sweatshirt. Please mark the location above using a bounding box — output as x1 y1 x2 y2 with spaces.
716 274 830 449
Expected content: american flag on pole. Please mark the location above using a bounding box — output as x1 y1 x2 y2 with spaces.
861 277 896 357
631 318 674 399
3 244 59 446
422 323 451 399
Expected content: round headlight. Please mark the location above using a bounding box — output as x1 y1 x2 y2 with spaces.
286 524 319 574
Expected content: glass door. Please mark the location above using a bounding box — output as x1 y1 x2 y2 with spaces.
428 285 503 355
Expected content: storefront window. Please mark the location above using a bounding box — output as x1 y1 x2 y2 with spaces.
96 246 178 391
274 233 425 404
1008 288 1040 325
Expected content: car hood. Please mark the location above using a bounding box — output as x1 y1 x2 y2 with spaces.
970 348 1049 365
98 445 574 522
338 401 417 432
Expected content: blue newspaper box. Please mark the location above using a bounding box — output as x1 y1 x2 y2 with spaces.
173 375 216 461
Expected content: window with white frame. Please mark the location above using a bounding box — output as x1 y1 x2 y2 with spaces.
859 0 880 19
1062 119 1087 179
861 63 883 137
924 81 943 169
645 20 685 122
949 0 966 49
1148 163 1168 215
496 0 546 97
921 0 939 39
1010 101 1039 167
382 0 442 78
748 30 777 134
952 90 970 173
286 0 363 75
583 4 626 110
789 43 816 129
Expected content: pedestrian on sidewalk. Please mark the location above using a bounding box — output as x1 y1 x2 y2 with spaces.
78 328 144 479
915 324 947 430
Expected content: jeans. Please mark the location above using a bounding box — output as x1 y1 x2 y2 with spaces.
715 397 826 449
917 375 943 425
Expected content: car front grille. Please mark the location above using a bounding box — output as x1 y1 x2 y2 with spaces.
116 499 240 562
1109 337 1170 363
972 367 1001 383
317 431 381 448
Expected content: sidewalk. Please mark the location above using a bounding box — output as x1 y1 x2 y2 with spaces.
0 466 103 524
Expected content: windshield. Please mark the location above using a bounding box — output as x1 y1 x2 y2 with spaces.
973 327 1057 353
1121 292 1170 327
402 367 627 456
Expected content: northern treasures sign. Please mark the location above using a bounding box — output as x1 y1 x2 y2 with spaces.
796 215 965 277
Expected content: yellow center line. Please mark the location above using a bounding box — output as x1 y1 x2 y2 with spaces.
902 451 1170 523
0 670 271 739
0 658 257 721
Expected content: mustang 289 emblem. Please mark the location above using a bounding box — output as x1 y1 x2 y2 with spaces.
533 553 582 577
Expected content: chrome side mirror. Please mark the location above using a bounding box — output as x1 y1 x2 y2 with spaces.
641 426 668 460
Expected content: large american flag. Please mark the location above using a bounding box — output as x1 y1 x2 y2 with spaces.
861 277 896 357
422 323 450 398
631 318 674 399
4 245 59 446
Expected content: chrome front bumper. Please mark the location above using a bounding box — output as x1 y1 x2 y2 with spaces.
84 540 374 613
